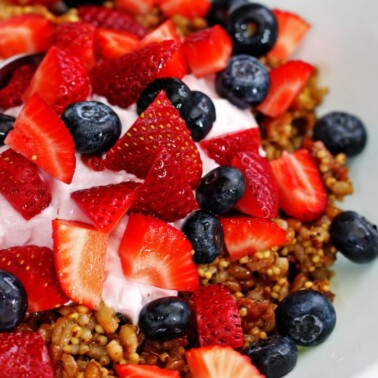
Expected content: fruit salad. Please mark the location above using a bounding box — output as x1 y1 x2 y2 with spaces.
0 1 377 378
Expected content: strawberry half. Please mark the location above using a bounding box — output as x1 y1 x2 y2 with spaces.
0 149 51 220
257 60 313 118
115 0 155 16
221 216 288 262
104 91 202 187
0 245 68 312
24 46 92 114
232 151 279 218
118 213 199 291
115 364 180 378
5 94 76 184
0 332 54 378
71 181 139 232
52 219 108 310
270 149 327 222
160 0 211 19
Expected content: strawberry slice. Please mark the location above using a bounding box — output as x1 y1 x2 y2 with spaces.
267 9 311 63
182 25 232 77
115 364 180 378
119 213 200 291
52 219 108 310
186 345 264 378
0 245 68 312
5 94 76 184
232 151 279 218
257 60 313 118
114 0 155 16
220 216 288 262
270 149 327 222
71 181 139 232
24 46 92 114
0 14 55 59
104 91 202 187
200 128 261 166
90 40 178 109
160 0 211 19
0 332 54 378
193 284 243 348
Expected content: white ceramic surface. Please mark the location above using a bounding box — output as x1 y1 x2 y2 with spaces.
262 1 378 377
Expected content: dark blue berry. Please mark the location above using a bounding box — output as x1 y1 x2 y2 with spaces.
206 0 234 27
182 210 224 264
275 290 336 347
0 270 28 332
216 55 270 109
313 112 367 157
138 297 193 341
64 0 104 7
0 113 15 146
196 166 245 214
244 335 298 378
62 101 121 155
186 91 216 142
330 211 378 263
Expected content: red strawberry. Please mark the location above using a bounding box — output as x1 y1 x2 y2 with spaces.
200 128 261 166
182 25 232 77
90 40 178 109
78 5 148 38
118 213 200 291
232 151 279 218
52 219 108 310
270 149 327 222
115 364 180 378
24 46 92 114
0 245 68 312
267 9 311 63
55 21 96 70
0 332 54 378
71 181 139 232
160 0 211 19
81 154 106 171
132 149 198 222
114 0 155 16
186 346 264 378
192 284 243 348
220 216 288 262
0 149 51 220
5 94 76 184
104 91 202 187
0 14 55 59
257 60 313 118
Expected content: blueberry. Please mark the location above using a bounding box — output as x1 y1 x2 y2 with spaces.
206 0 235 27
182 210 224 264
196 166 245 214
64 0 104 7
275 290 336 347
138 297 193 341
0 270 28 332
244 335 298 378
313 112 367 157
216 55 270 109
62 101 121 155
0 113 15 146
330 211 378 263
137 78 191 119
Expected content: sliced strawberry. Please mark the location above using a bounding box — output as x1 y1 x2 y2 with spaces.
81 154 106 172
0 245 68 312
193 284 243 348
270 149 327 222
132 149 198 222
232 151 279 218
257 60 313 118
160 0 211 19
90 40 178 109
55 21 96 70
24 46 92 114
267 9 311 62
186 346 264 378
4 94 76 184
0 332 54 378
104 91 202 187
114 0 155 16
220 216 288 262
52 219 108 310
71 181 139 232
119 213 199 291
139 20 179 47
200 128 261 166
115 364 180 378
182 25 232 77
0 14 55 59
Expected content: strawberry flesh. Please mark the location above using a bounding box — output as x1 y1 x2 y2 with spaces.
116 364 180 378
160 0 211 19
